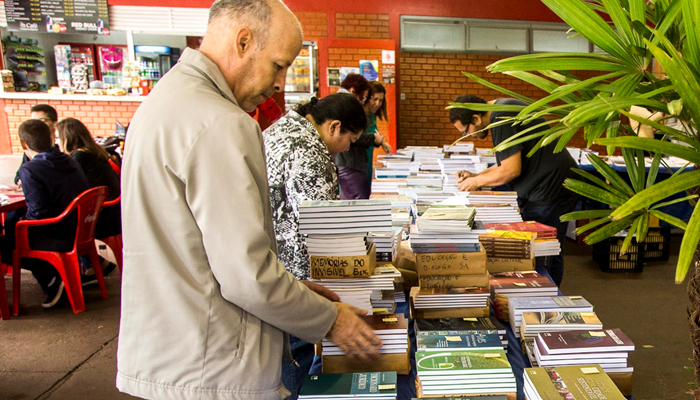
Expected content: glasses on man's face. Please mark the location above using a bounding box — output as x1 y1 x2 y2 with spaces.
36 118 51 123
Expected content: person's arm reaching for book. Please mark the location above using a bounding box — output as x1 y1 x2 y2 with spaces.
458 152 521 192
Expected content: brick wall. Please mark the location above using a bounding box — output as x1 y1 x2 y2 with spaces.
296 11 328 38
398 51 603 152
335 13 390 39
3 99 139 154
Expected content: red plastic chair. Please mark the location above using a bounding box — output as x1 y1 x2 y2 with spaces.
100 196 122 275
0 266 9 320
12 186 108 315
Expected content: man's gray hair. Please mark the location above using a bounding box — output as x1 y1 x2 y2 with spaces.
208 0 273 49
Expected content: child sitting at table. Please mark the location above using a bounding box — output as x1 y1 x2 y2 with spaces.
0 119 89 308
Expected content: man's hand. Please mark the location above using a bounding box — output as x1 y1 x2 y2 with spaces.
458 176 481 192
456 170 474 183
325 303 382 362
301 280 340 302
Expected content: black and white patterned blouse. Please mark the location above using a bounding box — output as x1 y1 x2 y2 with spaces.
263 110 339 280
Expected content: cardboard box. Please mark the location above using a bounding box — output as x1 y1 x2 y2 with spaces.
418 271 489 289
486 254 535 273
321 341 411 375
608 372 633 396
309 243 376 279
415 249 486 276
415 377 516 400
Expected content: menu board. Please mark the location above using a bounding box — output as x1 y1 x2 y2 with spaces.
4 0 110 35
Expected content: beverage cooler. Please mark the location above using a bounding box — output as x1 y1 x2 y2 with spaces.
284 41 317 111
54 43 97 92
96 45 128 89
134 45 179 90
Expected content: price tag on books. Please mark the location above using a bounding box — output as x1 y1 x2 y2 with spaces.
463 317 478 321
589 331 606 337
445 336 462 342
580 312 597 317
520 271 537 274
373 308 389 313
569 296 583 300
382 317 398 323
378 384 396 390
581 367 601 374
484 353 501 359
513 283 527 287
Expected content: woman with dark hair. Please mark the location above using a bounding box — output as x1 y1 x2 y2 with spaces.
334 74 390 199
56 118 121 242
364 81 392 185
263 93 365 400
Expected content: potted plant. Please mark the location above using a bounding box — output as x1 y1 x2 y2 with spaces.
450 0 700 394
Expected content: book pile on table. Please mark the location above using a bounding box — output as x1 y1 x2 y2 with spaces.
463 191 518 207
485 221 560 257
299 371 397 400
311 265 402 314
415 317 508 351
443 143 475 155
520 311 603 342
439 156 487 188
534 328 634 373
416 329 503 354
371 179 407 195
524 365 627 400
476 148 497 164
322 314 410 374
406 174 443 188
299 200 392 236
479 230 535 260
367 228 403 263
508 295 593 336
411 287 491 318
417 206 476 233
406 187 454 203
469 204 523 223
375 168 411 180
369 194 413 232
489 271 559 321
415 349 516 396
412 147 445 162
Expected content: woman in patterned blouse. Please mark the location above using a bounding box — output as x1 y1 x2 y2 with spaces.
263 93 367 400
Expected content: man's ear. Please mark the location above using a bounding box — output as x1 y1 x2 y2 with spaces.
235 27 254 58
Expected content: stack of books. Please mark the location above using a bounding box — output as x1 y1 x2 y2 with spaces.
415 317 508 351
412 287 491 318
443 143 475 154
508 295 593 336
489 271 559 321
524 365 627 400
416 206 476 233
479 230 535 260
299 200 393 236
322 314 410 375
415 350 516 396
520 311 603 342
469 204 523 223
374 168 411 180
535 328 634 373
409 223 485 254
370 179 407 195
465 191 518 207
311 265 401 314
485 221 560 257
366 228 403 263
299 372 397 400
305 234 368 257
405 174 443 188
416 330 503 353
405 187 454 203
439 156 487 187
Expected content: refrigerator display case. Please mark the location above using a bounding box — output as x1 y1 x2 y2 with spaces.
96 45 128 89
134 45 179 90
284 41 317 111
54 43 97 91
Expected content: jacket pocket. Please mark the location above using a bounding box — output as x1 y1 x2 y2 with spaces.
233 309 248 359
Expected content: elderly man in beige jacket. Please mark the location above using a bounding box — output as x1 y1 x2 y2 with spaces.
116 1 381 399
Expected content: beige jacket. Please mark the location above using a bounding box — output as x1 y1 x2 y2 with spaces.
116 48 337 400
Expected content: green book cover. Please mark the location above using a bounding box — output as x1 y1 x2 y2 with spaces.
525 365 626 400
300 372 397 397
416 350 512 375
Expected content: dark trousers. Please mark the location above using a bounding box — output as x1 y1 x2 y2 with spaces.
281 335 314 400
338 166 370 200
0 209 72 292
520 195 579 287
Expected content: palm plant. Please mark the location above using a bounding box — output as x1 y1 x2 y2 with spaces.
450 0 700 394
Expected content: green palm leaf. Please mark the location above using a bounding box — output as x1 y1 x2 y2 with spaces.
595 137 700 165
563 179 628 207
677 201 700 283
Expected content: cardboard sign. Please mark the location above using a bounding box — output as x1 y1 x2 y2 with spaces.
486 254 535 273
415 249 486 276
418 271 489 289
310 243 376 279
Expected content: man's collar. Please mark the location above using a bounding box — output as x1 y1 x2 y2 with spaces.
178 48 239 107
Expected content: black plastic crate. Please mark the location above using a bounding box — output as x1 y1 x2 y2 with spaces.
640 227 671 262
592 238 644 273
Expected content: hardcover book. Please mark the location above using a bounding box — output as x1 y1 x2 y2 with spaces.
416 349 511 375
538 329 634 354
299 371 397 399
417 331 503 352
524 365 626 400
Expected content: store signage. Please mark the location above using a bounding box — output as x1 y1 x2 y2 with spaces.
3 0 110 35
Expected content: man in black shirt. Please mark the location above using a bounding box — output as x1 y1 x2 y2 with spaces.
449 94 579 286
